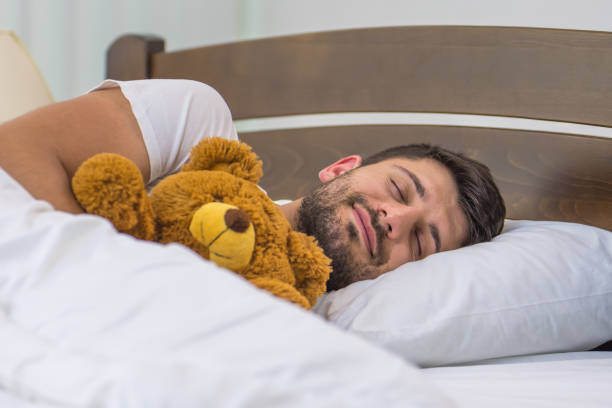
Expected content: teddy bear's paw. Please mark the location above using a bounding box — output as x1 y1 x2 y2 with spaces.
248 277 311 309
72 153 156 240
286 231 332 307
181 137 263 184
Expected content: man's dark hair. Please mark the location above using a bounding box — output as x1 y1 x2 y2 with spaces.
361 144 506 246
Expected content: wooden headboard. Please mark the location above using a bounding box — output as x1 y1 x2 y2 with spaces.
106 26 612 231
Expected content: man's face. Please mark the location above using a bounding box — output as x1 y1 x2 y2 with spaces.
297 157 468 291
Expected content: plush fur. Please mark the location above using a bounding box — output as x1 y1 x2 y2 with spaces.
72 137 330 309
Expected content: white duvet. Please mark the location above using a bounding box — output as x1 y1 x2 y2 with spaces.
0 167 451 407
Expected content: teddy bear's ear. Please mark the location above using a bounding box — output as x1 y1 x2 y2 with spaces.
181 137 263 184
287 231 332 307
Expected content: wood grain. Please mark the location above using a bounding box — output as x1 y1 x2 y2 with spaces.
106 34 165 81
149 26 612 127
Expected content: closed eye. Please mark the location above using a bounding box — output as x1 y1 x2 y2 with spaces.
390 179 406 202
415 230 422 258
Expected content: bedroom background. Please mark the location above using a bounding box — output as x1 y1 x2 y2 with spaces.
2 0 612 137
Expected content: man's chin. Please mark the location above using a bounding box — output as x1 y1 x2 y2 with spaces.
325 262 362 292
326 273 351 292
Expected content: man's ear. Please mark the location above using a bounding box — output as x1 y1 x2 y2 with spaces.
318 155 362 183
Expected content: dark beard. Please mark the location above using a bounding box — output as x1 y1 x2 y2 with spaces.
296 172 388 291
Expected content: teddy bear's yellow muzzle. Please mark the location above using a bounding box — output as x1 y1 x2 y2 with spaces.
189 202 255 272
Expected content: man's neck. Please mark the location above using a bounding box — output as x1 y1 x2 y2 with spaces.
278 198 303 230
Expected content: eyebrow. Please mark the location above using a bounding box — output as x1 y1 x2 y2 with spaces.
393 165 441 253
394 165 425 197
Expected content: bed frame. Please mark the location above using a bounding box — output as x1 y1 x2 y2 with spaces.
105 26 612 231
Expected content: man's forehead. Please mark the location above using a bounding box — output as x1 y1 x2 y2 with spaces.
365 156 446 174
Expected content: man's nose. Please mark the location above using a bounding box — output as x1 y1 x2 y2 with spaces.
378 201 420 240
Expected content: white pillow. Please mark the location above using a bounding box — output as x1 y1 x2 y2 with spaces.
313 220 612 367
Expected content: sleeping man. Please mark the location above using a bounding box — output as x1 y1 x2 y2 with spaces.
0 79 505 291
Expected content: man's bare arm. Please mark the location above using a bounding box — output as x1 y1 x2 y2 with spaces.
0 88 149 213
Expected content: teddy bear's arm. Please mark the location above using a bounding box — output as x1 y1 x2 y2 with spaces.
286 231 332 307
72 153 156 241
248 277 311 310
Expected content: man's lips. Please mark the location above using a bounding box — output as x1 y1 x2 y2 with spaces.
353 205 377 257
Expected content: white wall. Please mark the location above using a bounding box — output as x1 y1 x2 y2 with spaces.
2 0 611 102
241 0 612 38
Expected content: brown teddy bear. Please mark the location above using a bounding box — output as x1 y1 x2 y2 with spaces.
72 137 331 309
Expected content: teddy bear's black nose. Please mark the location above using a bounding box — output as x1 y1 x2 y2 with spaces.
224 208 251 233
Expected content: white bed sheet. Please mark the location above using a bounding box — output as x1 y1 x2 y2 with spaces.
424 352 612 408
